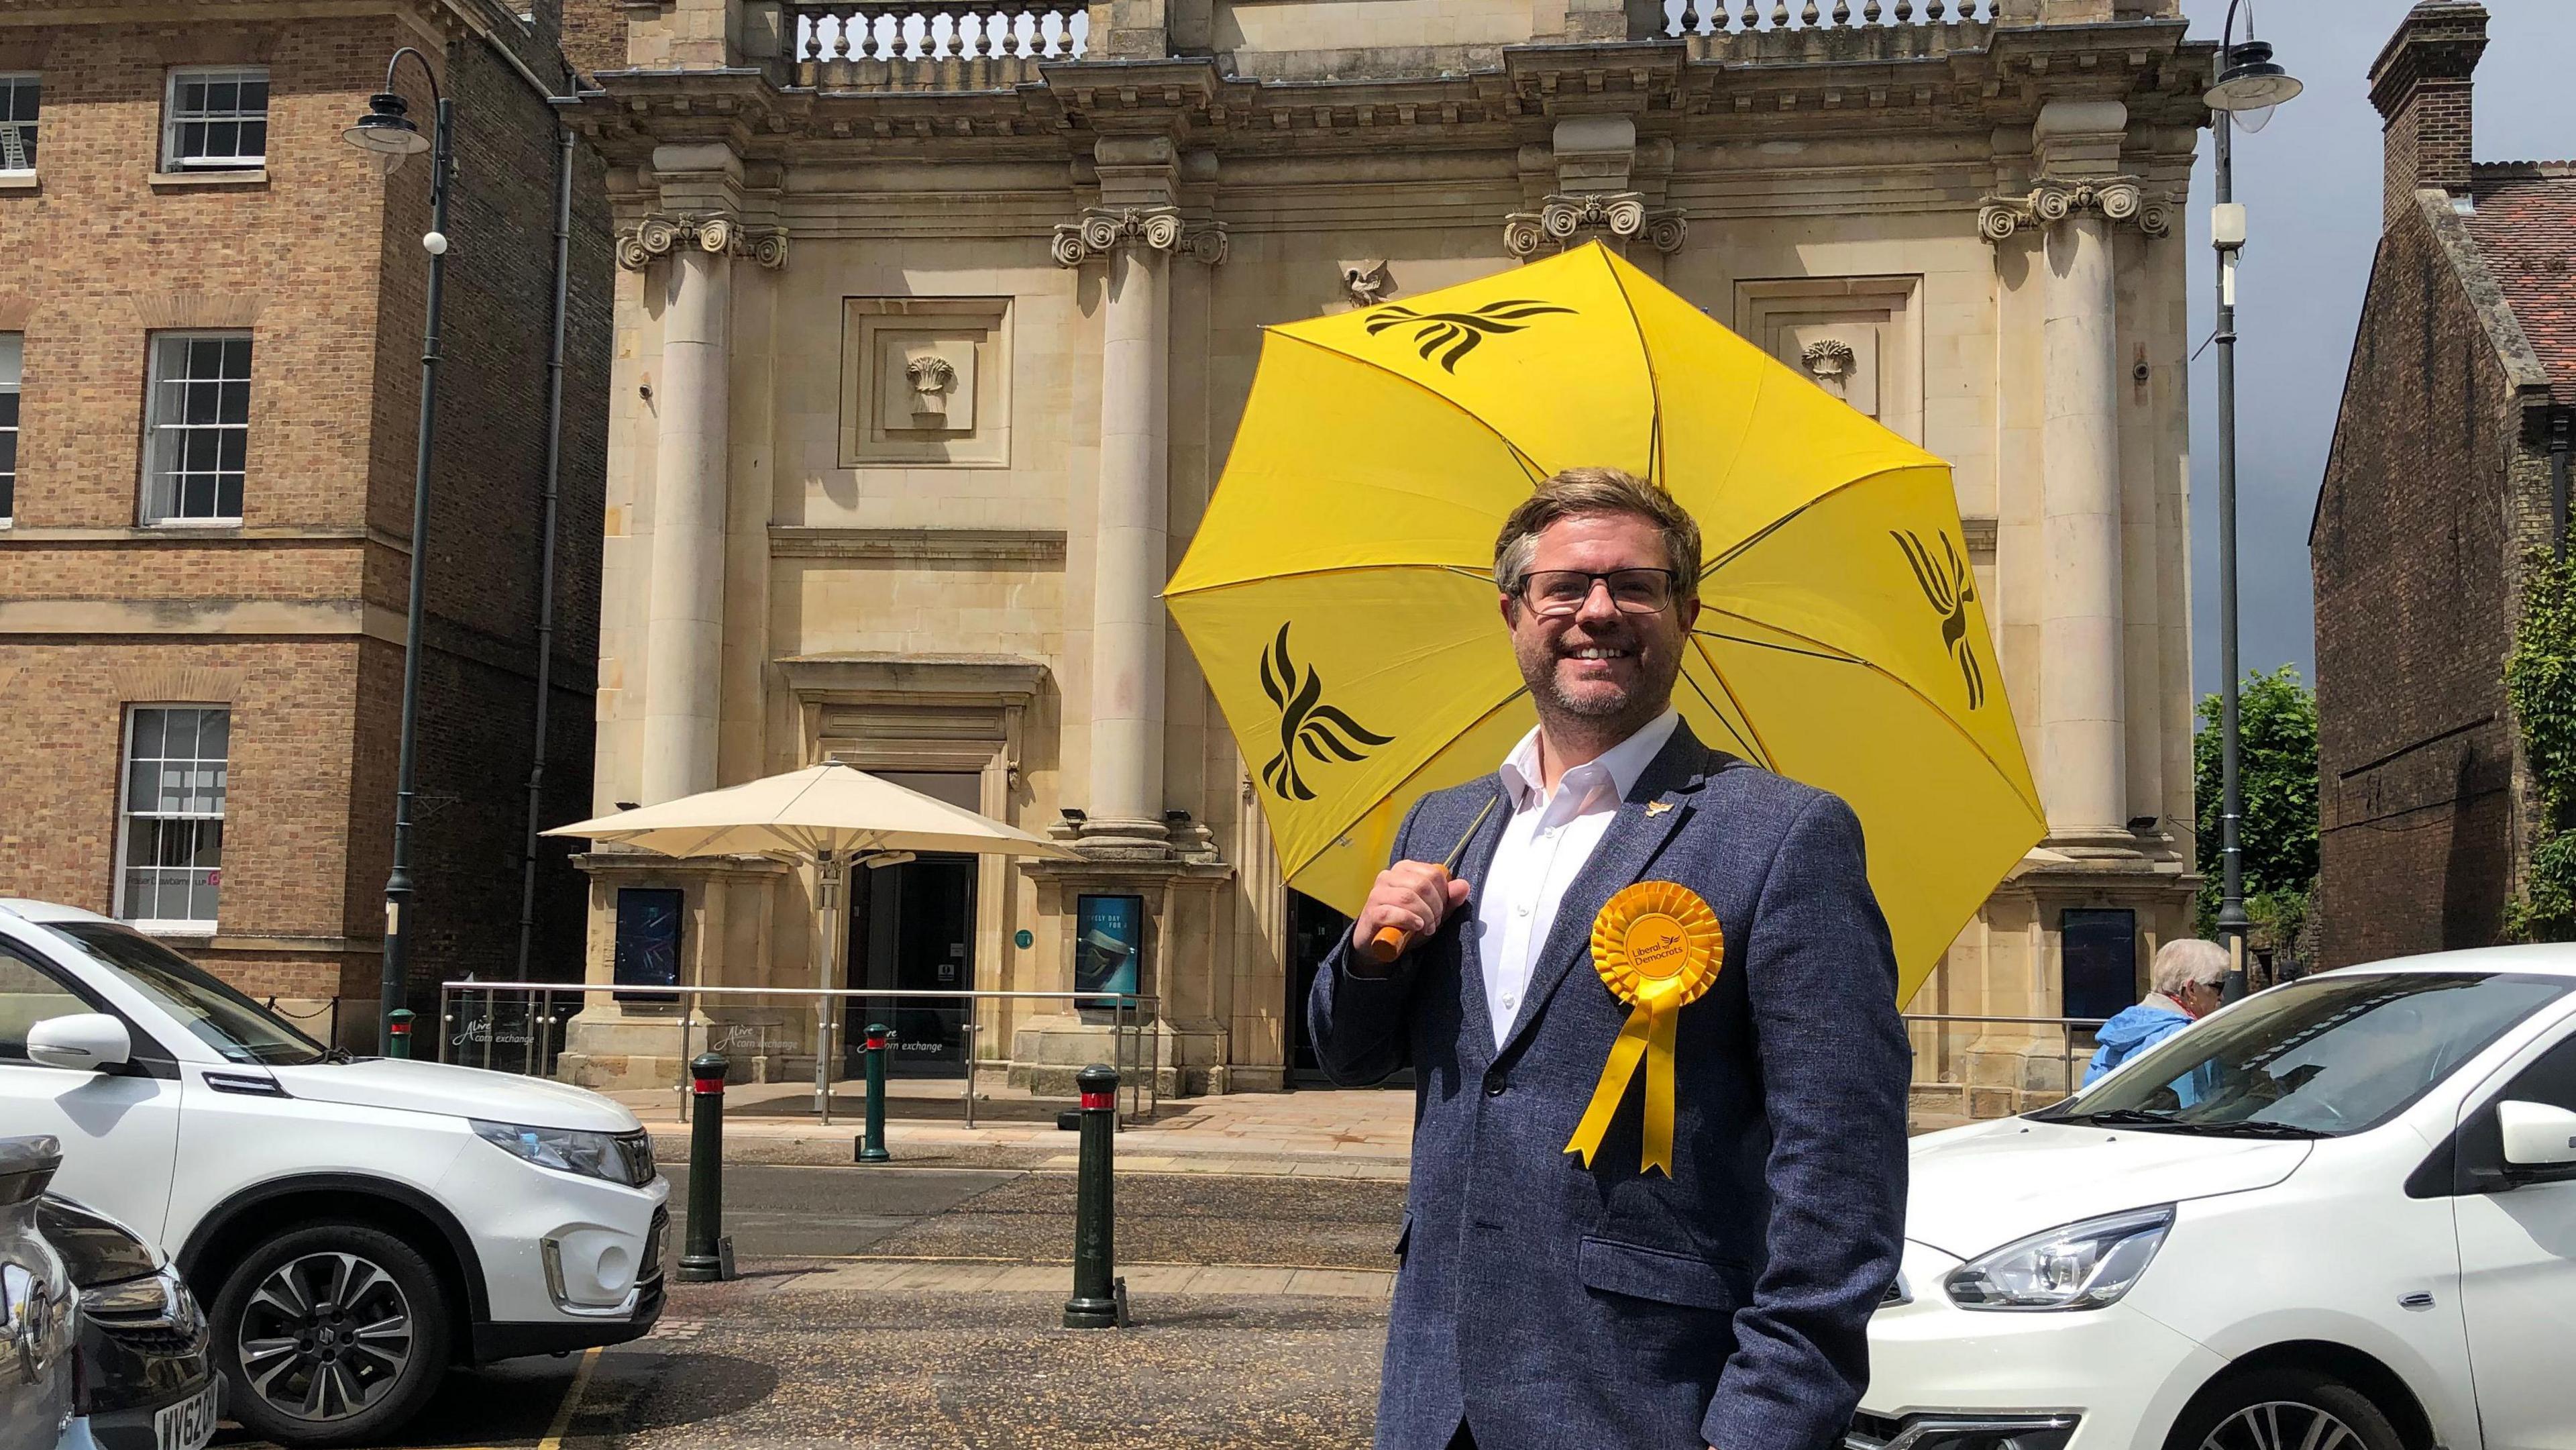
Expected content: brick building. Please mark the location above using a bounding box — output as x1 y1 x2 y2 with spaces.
0 0 612 1043
2312 1 2576 968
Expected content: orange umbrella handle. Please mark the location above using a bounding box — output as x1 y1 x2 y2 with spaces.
1364 924 1409 964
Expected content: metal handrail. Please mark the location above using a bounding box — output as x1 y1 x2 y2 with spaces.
435 980 1159 1125
1898 1012 2112 1106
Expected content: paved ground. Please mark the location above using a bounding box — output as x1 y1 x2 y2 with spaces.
213 1164 1397 1450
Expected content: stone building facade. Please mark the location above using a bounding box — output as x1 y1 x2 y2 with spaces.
563 0 2210 1110
0 0 610 1044
2313 2 2576 968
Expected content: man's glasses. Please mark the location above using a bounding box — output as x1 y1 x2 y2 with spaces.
1516 568 1681 617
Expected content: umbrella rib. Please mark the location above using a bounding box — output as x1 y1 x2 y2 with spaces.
1688 626 1866 666
1281 683 1531 882
1698 461 1934 581
1263 329 1551 486
1597 250 1663 490
1678 658 1768 768
1692 611 2047 825
1686 634 1780 771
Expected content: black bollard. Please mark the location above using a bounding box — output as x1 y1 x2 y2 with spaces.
856 1022 892 1163
678 1052 733 1282
1062 1063 1125 1329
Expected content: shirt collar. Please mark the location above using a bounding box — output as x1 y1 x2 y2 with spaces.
1497 709 1683 811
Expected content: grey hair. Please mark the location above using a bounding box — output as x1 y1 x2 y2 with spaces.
1493 466 1704 601
2149 938 2230 998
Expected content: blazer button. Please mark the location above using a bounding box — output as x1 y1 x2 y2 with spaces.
1485 1074 1507 1097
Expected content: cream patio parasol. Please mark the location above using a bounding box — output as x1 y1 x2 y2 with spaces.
545 764 1077 1110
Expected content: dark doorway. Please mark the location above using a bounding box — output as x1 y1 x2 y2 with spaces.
1290 889 1382 1086
843 770 982 1078
2061 908 2139 1023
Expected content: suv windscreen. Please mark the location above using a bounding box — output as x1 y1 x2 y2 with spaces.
2036 970 2569 1137
44 921 323 1066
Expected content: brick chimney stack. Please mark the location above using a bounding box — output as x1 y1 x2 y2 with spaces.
2368 1 2489 230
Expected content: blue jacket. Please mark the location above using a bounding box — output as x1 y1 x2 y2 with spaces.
2082 1000 2194 1088
1309 723 1911 1450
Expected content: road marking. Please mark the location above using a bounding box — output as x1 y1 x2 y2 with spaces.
535 1345 602 1450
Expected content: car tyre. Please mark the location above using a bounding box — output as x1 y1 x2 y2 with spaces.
209 1222 451 1448
2166 1366 2408 1450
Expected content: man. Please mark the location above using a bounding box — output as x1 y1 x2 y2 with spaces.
2082 937 2229 1088
1309 467 1911 1450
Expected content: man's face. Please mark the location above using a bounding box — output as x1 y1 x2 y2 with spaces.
1501 511 1700 729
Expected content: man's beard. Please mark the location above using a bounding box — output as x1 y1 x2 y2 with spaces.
1516 627 1684 737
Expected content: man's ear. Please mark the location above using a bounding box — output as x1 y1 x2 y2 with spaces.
1678 595 1702 633
1499 592 1517 627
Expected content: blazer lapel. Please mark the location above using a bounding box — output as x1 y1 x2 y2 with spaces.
1492 725 1722 1061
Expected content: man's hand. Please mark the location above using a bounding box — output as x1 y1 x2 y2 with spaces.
1351 860 1472 956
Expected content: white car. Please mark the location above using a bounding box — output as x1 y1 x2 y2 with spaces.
1856 945 2576 1450
0 898 669 1447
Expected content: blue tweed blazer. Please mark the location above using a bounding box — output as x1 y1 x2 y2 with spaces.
1309 721 1909 1450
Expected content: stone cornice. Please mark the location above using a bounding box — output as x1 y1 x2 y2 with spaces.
614 211 789 270
1976 174 2173 242
1051 205 1227 266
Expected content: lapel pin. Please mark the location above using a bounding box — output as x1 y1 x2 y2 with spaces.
1645 800 1674 817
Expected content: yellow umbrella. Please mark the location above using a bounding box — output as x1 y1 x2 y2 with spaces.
1167 243 2041 1002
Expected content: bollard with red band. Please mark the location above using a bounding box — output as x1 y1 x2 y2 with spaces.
678 1051 733 1282
1063 1062 1126 1328
855 1023 892 1163
384 1008 415 1060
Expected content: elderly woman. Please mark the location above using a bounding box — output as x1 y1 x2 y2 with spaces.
2082 938 2230 1087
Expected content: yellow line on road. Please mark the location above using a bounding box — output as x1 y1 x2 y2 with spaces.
535 1345 602 1450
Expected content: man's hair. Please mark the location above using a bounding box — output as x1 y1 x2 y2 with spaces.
1492 467 1703 602
2149 938 2230 998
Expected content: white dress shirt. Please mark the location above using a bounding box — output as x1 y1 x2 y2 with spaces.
1471 709 1681 1049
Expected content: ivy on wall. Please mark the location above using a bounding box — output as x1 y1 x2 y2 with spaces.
2506 548 2576 941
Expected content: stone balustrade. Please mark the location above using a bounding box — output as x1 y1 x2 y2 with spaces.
1667 0 1996 34
790 0 1088 74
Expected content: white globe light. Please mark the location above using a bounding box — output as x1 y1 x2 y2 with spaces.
422 231 448 256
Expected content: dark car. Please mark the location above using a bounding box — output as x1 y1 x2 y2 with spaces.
1 1136 76 1450
38 1194 217 1450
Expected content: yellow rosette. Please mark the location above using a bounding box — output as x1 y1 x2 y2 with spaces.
1564 880 1724 1177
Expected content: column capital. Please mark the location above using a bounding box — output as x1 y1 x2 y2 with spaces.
1976 177 2173 245
1051 206 1228 268
1503 192 1686 259
616 211 789 272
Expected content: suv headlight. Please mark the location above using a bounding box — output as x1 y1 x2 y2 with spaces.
472 1121 645 1186
1945 1205 2174 1311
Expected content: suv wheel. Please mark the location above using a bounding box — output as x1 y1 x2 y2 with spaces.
2167 1367 2408 1450
209 1223 451 1447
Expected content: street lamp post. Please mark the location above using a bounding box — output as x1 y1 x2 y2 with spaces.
345 52 455 1053
2204 5 2302 1000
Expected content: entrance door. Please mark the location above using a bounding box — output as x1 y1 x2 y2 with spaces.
842 770 982 1080
1287 892 1349 1082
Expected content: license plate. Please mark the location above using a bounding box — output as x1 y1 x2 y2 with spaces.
155 1380 218 1450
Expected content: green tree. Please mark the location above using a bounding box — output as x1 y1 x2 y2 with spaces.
2193 666 2319 956
2506 549 2576 941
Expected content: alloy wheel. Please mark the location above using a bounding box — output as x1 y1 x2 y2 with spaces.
234 1250 415 1423
2199 1400 2366 1450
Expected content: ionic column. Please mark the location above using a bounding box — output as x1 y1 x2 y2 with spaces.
616 213 788 805
1055 205 1226 851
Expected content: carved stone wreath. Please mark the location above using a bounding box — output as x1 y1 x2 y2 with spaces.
615 211 790 271
1801 338 1857 384
1051 206 1229 267
1503 192 1687 258
1976 176 2174 244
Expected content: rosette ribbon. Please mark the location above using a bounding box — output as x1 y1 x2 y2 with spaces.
1564 879 1725 1177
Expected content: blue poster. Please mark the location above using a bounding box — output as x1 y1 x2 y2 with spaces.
1074 894 1142 999
613 887 683 999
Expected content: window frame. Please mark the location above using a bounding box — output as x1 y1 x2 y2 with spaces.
160 65 268 172
137 329 251 527
0 73 35 176
111 704 231 937
0 331 19 529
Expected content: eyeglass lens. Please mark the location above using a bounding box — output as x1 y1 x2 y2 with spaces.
1523 569 1675 615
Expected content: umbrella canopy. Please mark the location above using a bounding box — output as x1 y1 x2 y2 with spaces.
543 764 1077 862
1166 243 2043 1001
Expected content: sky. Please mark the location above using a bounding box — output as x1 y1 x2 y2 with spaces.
2174 0 2576 698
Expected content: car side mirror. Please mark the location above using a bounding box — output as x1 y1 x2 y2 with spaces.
25 1014 132 1073
2498 1099 2576 1174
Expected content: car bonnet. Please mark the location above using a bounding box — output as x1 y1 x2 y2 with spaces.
1904 1116 2314 1259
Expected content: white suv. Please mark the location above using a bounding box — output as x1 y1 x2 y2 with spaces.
0 898 669 1447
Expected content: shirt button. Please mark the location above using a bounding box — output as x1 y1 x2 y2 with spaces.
1515 902 1531 917
1499 996 1517 1013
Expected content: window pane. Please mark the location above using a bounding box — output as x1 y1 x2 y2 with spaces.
0 950 90 1062
186 337 221 376
180 472 213 519
218 380 248 422
131 709 166 759
221 339 250 376
0 332 19 386
184 380 217 425
179 81 205 112
215 474 241 521
205 81 236 113
239 80 267 111
217 429 245 470
197 711 229 758
237 121 265 159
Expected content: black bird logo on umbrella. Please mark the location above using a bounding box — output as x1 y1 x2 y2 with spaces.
1259 623 1395 801
1891 529 1986 710
1364 299 1576 374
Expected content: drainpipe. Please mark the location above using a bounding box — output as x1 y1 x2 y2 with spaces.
515 117 576 982
2553 408 2571 562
